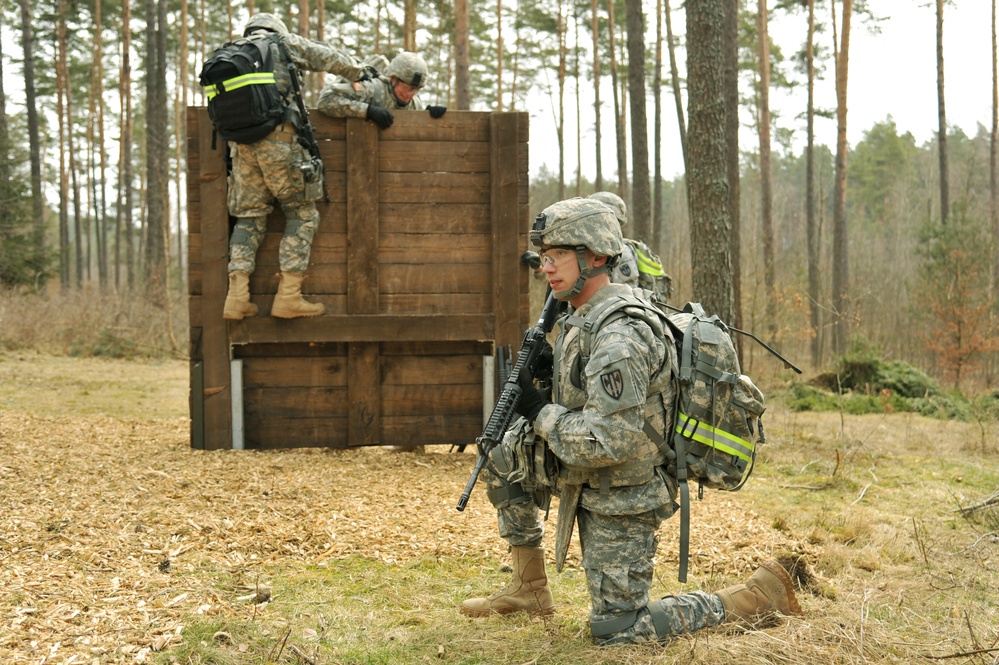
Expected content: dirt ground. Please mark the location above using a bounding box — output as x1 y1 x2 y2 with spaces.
1 352 996 663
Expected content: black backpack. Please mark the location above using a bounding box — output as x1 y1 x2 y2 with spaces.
199 34 287 144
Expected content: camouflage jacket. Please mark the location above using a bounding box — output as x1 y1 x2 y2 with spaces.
259 32 364 127
317 76 420 119
533 283 678 515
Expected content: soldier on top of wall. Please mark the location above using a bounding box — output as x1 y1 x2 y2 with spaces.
317 51 448 129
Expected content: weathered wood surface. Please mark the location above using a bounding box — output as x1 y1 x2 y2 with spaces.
187 109 530 450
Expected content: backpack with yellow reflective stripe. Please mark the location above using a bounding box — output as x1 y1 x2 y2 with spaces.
199 34 287 144
664 302 766 493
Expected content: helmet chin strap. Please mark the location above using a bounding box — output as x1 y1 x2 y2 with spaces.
554 248 611 301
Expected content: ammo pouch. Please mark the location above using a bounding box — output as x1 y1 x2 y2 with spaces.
486 417 558 512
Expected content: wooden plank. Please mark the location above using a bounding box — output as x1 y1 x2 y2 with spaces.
234 342 348 358
491 113 528 351
381 384 481 415
346 117 380 314
381 414 482 445
225 313 495 344
381 353 482 385
192 108 233 450
244 416 348 448
380 203 491 234
379 172 490 203
380 341 490 356
244 386 348 417
377 141 490 173
379 263 484 295
377 233 490 264
241 356 347 388
348 342 379 446
373 110 492 142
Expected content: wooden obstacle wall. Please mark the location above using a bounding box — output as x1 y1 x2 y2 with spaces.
187 109 530 450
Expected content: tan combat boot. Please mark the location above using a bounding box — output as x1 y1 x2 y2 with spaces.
223 270 259 320
271 272 325 318
460 546 556 617
716 559 802 624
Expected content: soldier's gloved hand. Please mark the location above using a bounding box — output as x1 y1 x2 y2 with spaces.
426 105 447 119
357 65 379 82
365 104 394 129
514 368 549 422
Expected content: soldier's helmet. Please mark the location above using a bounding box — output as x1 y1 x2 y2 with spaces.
530 198 623 259
385 52 429 88
588 191 628 227
244 13 289 36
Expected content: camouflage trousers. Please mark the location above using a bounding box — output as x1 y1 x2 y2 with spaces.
226 125 321 275
485 462 725 644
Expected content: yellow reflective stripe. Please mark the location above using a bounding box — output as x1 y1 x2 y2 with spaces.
204 72 277 100
675 411 754 462
635 249 665 276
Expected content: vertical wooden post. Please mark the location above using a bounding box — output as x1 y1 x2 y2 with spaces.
346 117 381 445
196 108 233 450
491 113 524 351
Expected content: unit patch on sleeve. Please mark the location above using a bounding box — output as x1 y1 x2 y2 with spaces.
600 369 624 400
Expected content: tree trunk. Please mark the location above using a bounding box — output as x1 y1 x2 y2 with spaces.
992 0 999 307
591 0 603 190
455 0 471 109
496 0 504 111
665 0 686 170
176 0 188 280
144 0 169 299
626 0 651 243
757 0 776 343
806 0 822 367
96 0 109 287
56 0 70 290
557 0 567 198
687 0 734 321
725 0 741 336
608 0 627 196
404 0 417 51
19 0 45 285
118 0 135 289
653 0 663 250
574 15 582 196
936 0 949 226
831 0 852 356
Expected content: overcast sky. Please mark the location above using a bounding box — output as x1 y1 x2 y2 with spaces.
528 1 995 182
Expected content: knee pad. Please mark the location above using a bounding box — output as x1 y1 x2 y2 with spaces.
590 610 639 639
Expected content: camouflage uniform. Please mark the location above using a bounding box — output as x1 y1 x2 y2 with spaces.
317 76 420 118
227 31 365 275
475 199 724 643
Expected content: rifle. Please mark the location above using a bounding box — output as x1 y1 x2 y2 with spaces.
277 42 329 203
456 291 561 512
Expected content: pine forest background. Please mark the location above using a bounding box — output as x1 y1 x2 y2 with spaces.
2 0 999 398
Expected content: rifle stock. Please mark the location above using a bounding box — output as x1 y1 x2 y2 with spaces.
456 291 560 512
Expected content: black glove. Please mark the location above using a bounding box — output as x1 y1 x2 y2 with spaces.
514 367 549 422
365 104 394 129
426 105 447 119
357 65 379 82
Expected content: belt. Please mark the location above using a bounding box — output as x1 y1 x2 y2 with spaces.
267 125 298 143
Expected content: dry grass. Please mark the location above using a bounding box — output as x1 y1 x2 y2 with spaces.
0 285 188 359
1 352 997 664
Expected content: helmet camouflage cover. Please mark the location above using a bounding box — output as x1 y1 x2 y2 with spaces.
531 198 623 258
385 51 429 88
588 191 628 226
244 12 289 36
